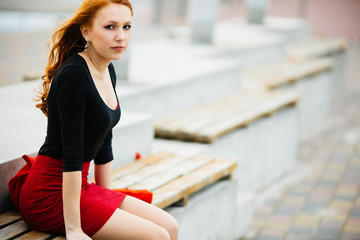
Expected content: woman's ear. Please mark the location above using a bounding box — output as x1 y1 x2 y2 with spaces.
80 25 89 41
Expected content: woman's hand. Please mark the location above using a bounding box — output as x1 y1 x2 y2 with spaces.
66 229 92 240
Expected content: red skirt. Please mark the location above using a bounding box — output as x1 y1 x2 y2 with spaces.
19 155 126 237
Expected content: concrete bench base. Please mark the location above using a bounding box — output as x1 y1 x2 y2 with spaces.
209 105 298 192
277 70 333 140
166 180 254 240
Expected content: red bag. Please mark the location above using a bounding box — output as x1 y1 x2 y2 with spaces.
8 155 36 209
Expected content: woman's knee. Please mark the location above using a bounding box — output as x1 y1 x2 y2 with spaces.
166 214 179 240
151 225 171 240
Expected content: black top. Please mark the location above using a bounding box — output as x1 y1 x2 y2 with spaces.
38 53 121 172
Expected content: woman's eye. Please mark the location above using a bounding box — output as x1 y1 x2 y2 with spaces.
105 25 115 29
124 25 131 30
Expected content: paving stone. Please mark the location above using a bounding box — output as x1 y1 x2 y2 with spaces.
339 232 360 240
254 205 275 217
254 236 280 240
283 233 311 240
350 207 360 218
327 162 348 172
350 158 360 167
316 180 339 188
344 224 360 234
301 202 327 213
282 195 307 206
313 229 341 240
259 226 286 238
267 214 294 226
346 217 360 228
329 198 354 212
322 172 343 182
293 212 320 228
273 206 300 217
287 225 314 237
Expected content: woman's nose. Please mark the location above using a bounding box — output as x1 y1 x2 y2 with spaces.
115 30 125 41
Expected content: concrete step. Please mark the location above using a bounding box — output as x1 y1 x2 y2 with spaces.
165 180 255 240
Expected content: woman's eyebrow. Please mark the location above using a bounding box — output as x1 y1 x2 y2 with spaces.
103 20 132 25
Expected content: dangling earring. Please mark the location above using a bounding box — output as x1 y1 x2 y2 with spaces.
84 41 89 51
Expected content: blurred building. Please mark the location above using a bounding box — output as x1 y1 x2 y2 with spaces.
268 0 360 39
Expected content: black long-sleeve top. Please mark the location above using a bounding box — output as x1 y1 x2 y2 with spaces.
38 53 121 172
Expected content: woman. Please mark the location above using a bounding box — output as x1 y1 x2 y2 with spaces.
18 0 178 239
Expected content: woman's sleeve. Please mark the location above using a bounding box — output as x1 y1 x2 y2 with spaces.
57 66 89 172
94 129 114 165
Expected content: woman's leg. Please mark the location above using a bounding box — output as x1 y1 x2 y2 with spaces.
91 208 170 240
119 196 179 240
91 196 178 240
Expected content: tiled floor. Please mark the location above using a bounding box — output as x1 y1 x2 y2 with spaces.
242 42 360 240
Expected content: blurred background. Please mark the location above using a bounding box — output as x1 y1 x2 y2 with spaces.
1 1 360 239
0 0 359 86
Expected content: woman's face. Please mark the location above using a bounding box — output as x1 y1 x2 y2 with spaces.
85 3 132 61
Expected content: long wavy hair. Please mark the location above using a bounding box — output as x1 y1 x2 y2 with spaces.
35 0 133 116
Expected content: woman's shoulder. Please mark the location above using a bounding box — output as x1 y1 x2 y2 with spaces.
59 53 88 75
53 53 90 83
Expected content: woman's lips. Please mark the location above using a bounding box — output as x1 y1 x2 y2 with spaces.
111 46 125 51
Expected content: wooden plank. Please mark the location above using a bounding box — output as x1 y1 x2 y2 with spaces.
0 210 22 228
175 91 273 142
155 90 268 139
129 156 214 191
51 236 66 240
111 152 172 180
152 158 237 209
195 92 278 142
14 230 52 240
264 58 333 88
0 220 29 239
111 155 186 189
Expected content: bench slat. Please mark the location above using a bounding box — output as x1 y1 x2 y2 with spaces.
196 91 298 143
155 87 299 143
111 155 186 189
0 220 29 239
152 158 237 209
14 230 52 240
178 92 275 142
129 156 214 191
51 236 66 240
0 210 22 228
110 152 172 180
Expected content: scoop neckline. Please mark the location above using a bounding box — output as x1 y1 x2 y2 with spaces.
75 53 119 112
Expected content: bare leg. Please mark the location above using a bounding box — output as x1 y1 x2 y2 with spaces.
119 196 179 240
91 208 170 240
91 196 178 240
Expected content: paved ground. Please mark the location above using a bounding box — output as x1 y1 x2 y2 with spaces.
242 43 360 240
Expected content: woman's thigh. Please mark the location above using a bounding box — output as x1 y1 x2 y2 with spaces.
91 208 170 240
119 196 178 239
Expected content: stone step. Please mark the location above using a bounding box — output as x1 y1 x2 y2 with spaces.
165 180 255 240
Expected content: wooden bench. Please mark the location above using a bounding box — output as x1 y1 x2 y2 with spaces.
285 36 347 61
155 88 299 143
243 57 334 138
0 152 237 239
244 57 334 89
286 36 347 93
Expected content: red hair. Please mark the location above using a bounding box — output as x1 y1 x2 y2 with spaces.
35 0 133 116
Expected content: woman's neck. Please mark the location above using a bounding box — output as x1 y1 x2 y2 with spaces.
80 49 110 80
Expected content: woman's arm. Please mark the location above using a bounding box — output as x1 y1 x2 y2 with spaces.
63 171 91 240
95 161 113 188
